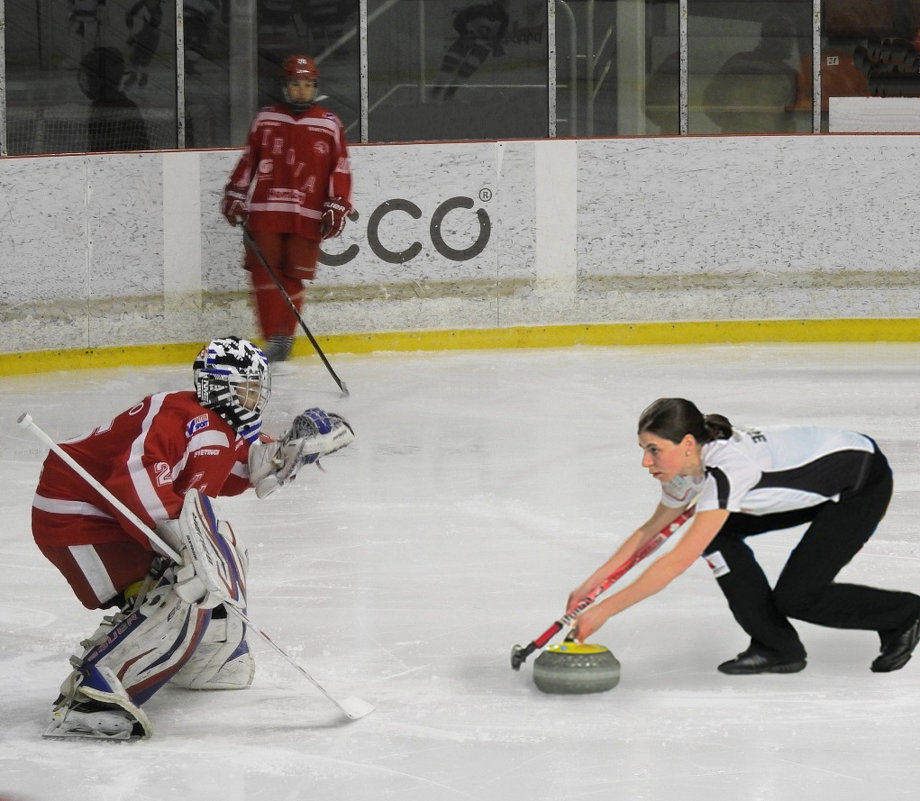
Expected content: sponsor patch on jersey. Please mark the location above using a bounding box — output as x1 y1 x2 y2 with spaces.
267 187 306 203
187 414 210 437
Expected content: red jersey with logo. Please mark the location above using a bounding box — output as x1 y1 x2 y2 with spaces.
226 102 353 241
32 391 252 550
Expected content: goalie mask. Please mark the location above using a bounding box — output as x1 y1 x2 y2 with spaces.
193 338 270 443
282 54 319 111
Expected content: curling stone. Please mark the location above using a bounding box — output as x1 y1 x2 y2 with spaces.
532 642 620 694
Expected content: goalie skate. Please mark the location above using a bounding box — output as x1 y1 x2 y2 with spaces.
44 699 147 741
44 666 151 741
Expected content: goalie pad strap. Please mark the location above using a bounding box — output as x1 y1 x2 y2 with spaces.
77 667 154 738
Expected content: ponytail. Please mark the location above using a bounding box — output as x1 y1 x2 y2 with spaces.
703 413 733 441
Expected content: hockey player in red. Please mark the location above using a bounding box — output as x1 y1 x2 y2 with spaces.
32 337 354 739
222 54 353 364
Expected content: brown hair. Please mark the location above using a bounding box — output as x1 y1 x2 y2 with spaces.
637 398 732 444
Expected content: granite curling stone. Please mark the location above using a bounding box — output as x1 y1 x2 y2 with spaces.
532 642 621 694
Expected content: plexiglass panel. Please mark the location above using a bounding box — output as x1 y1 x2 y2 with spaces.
5 0 178 154
821 0 920 131
184 1 232 147
254 1 360 140
553 0 620 136
687 1 811 135
367 0 548 143
6 1 920 152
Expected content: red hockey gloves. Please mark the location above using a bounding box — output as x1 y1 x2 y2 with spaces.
222 186 247 226
320 197 348 240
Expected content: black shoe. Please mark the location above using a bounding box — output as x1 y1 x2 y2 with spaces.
871 615 920 673
718 647 806 675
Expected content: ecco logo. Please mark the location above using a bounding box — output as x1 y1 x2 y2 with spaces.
320 195 492 266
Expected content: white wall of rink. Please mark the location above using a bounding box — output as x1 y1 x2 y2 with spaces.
0 134 918 353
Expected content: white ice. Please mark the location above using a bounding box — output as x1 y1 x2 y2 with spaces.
1 343 919 801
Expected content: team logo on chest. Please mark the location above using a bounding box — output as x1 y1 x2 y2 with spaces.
314 141 329 156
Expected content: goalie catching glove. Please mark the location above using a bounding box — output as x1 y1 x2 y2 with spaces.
249 407 355 498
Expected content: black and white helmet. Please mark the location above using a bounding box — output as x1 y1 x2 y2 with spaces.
193 337 270 443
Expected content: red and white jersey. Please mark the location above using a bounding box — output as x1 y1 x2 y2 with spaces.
226 102 352 241
32 391 253 549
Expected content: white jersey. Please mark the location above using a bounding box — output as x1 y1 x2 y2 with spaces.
660 425 876 515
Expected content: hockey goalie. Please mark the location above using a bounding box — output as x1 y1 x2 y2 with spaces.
29 336 354 739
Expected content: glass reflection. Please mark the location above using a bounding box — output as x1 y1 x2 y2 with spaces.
367 0 548 143
255 1 360 140
5 1 920 153
4 0 177 155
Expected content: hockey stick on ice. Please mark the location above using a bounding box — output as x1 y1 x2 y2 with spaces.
241 225 349 398
510 505 696 670
18 412 373 720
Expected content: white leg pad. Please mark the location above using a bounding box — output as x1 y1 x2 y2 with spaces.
59 573 209 709
171 606 255 690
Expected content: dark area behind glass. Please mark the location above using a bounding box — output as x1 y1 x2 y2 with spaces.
4 0 920 155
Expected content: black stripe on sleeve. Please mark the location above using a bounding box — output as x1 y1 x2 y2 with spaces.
706 466 731 509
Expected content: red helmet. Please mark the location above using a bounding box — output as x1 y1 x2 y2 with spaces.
282 55 319 82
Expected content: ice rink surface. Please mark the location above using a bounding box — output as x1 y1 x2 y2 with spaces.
1 342 919 801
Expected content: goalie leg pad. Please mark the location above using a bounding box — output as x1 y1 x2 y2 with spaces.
171 604 255 690
60 572 211 709
167 490 248 608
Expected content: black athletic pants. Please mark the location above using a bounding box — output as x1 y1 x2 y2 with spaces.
702 447 920 660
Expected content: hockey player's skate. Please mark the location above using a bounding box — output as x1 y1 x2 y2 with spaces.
46 697 147 740
264 335 294 364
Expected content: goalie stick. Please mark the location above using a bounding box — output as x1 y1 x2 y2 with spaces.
241 225 349 398
18 412 373 721
510 505 696 670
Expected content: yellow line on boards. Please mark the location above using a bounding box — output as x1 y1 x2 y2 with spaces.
1 319 918 376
